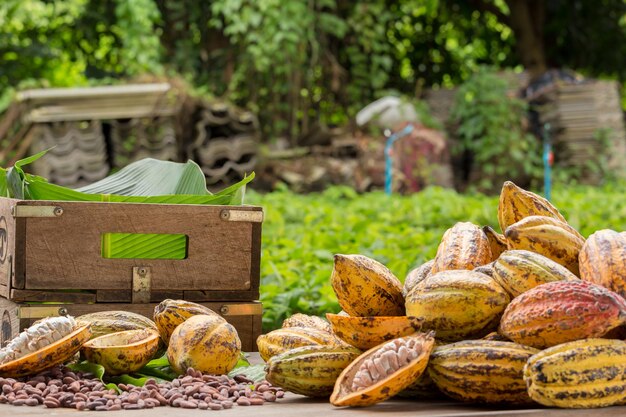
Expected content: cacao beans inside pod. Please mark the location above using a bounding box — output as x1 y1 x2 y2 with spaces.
0 319 91 378
524 338 626 408
499 280 626 349
153 299 223 345
579 229 626 299
505 215 585 275
497 181 567 233
330 332 435 407
282 313 332 333
428 340 539 404
326 314 424 350
81 329 160 375
430 222 492 275
405 270 510 341
331 254 404 317
492 250 579 298
167 314 241 376
402 260 434 297
265 345 361 397
257 326 342 362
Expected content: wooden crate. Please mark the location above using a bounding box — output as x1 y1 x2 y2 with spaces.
0 197 263 350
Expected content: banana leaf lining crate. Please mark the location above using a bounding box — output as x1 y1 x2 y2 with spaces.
0 197 263 351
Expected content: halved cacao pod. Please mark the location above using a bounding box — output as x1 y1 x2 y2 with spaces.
326 314 423 350
430 222 492 275
76 311 158 340
282 313 332 333
330 332 435 407
405 270 510 341
168 314 241 375
331 254 404 317
524 338 626 408
0 325 91 378
428 340 539 404
82 329 160 375
579 229 626 299
265 345 361 397
499 280 626 349
153 299 223 345
483 225 507 261
402 259 433 297
505 215 585 275
497 181 567 233
492 250 579 298
257 326 342 362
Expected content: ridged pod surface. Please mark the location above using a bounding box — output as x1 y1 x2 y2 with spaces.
524 338 626 408
405 270 510 341
331 254 404 316
428 340 539 404
0 323 91 378
326 313 424 350
499 280 626 349
82 329 160 375
497 181 567 233
257 326 342 362
430 222 492 275
473 262 495 278
282 313 332 333
396 371 443 399
76 311 158 340
153 299 223 345
331 332 435 407
167 315 241 375
483 226 508 261
265 345 361 397
493 250 579 298
579 229 626 299
402 260 433 297
505 215 585 275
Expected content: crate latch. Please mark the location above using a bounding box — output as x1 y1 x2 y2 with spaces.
132 267 151 304
219 303 263 316
11 205 64 218
220 209 263 223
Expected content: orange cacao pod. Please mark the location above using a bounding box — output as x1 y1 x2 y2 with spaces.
430 222 492 275
579 229 626 299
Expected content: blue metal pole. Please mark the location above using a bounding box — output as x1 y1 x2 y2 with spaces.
543 123 552 201
384 124 415 195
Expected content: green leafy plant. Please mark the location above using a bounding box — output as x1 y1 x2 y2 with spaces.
450 67 542 192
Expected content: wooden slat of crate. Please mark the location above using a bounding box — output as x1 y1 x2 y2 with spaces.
0 199 19 289
8 200 260 295
0 299 262 351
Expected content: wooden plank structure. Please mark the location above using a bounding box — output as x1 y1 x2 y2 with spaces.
0 197 264 351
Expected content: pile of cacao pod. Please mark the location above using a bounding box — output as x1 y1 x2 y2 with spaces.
259 181 626 409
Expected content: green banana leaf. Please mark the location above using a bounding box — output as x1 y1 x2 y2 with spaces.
67 361 121 393
1 151 255 259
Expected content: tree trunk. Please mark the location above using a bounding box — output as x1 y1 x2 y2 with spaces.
505 0 548 80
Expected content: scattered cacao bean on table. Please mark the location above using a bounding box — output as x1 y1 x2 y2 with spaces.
0 365 284 411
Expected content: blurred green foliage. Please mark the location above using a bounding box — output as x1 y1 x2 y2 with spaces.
248 182 626 331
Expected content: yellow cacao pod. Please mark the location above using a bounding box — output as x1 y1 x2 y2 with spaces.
82 329 160 375
265 345 361 397
497 181 567 232
331 332 436 407
430 222 492 275
257 326 342 362
331 254 404 317
492 250 579 298
483 225 507 261
524 338 626 408
326 313 424 350
153 299 223 345
499 280 626 349
505 215 585 275
402 259 433 297
405 270 510 341
428 340 539 404
282 313 332 333
76 311 158 340
167 314 241 375
579 229 626 299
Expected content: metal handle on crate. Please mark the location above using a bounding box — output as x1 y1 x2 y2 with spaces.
11 205 64 218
